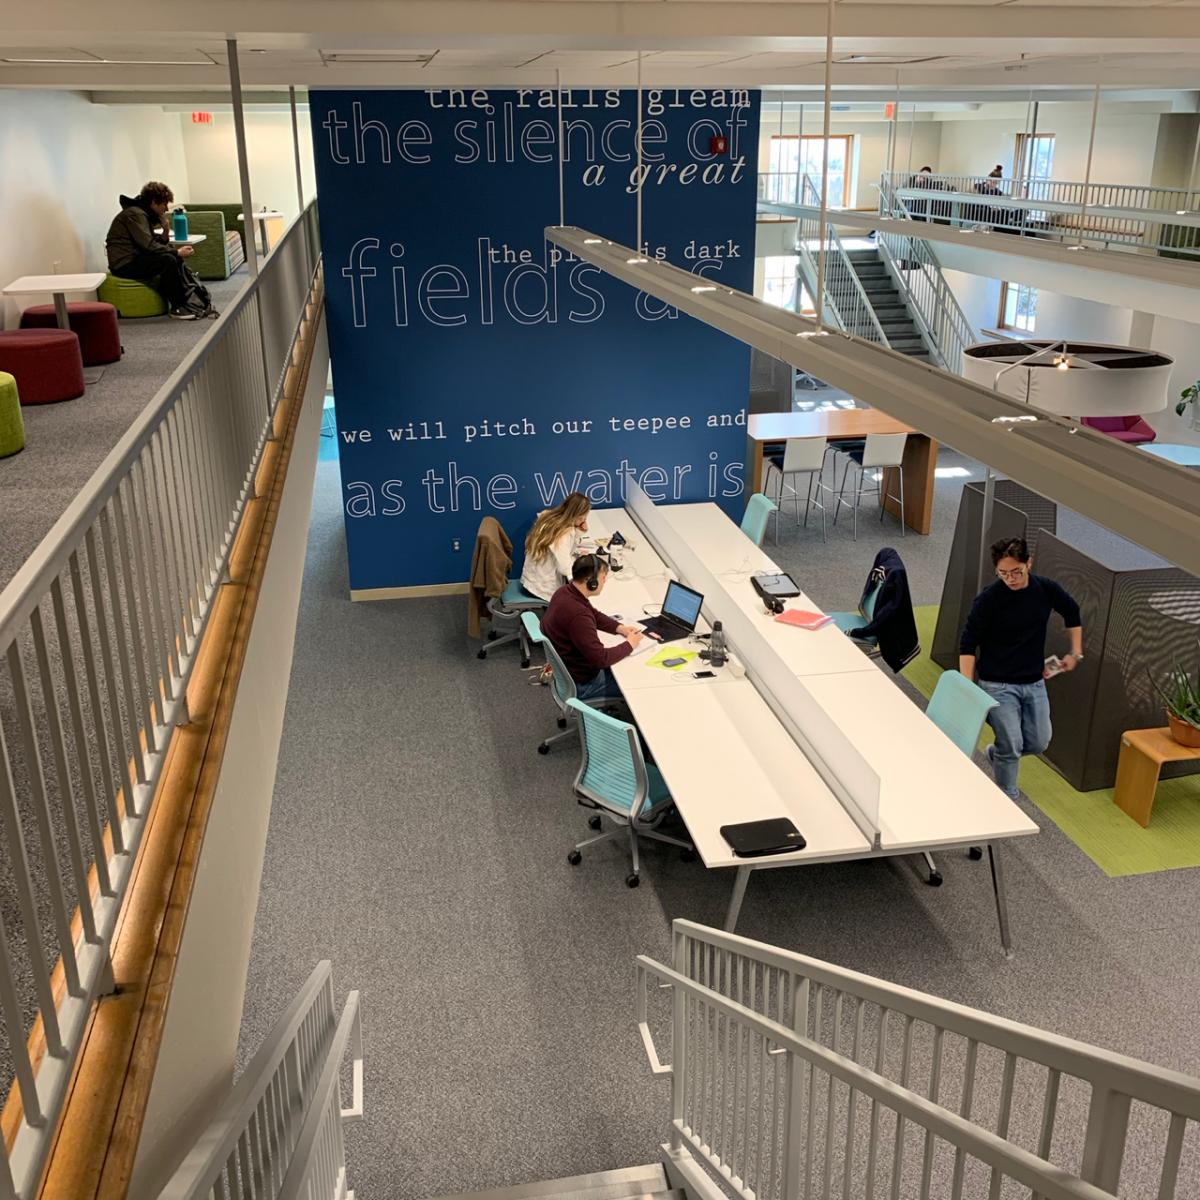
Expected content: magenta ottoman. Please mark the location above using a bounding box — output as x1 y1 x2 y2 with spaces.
19 301 122 366
0 329 86 405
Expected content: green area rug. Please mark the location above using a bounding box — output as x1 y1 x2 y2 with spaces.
904 606 1200 878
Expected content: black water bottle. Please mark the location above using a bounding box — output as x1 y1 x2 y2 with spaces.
710 620 727 668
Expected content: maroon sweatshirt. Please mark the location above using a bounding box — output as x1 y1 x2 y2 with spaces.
540 583 632 683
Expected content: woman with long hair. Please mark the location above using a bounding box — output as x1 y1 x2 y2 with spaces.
520 491 592 600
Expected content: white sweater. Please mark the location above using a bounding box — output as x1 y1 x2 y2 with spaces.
520 528 579 601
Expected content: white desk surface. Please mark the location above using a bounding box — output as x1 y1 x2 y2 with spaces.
620 681 870 869
3 273 106 295
802 671 1038 850
238 210 284 221
170 233 208 245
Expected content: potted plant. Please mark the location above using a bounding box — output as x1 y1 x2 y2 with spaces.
1149 648 1200 747
1177 380 1200 431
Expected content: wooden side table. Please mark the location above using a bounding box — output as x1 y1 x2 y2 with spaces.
1113 727 1200 827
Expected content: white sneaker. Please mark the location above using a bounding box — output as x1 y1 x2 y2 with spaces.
169 306 199 320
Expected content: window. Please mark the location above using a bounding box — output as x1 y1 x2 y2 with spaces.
999 281 1038 332
768 135 853 208
761 256 814 313
1015 132 1055 184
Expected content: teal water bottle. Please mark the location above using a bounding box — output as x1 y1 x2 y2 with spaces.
172 207 189 242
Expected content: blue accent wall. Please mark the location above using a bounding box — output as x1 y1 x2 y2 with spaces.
311 88 760 591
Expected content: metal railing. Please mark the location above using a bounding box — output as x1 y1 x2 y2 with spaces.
160 962 362 1200
876 179 978 373
0 202 322 1200
879 171 1200 260
638 920 1200 1200
793 179 891 348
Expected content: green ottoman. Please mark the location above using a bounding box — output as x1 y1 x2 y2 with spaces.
98 274 169 318
0 372 24 458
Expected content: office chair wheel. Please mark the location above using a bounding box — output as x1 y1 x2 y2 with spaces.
538 743 550 756
680 848 697 863
567 850 582 866
477 649 488 660
927 870 943 887
521 657 530 668
968 846 984 861
588 814 603 830
488 630 498 641
557 717 568 729
626 873 640 889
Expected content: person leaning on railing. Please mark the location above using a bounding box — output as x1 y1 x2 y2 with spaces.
105 181 217 320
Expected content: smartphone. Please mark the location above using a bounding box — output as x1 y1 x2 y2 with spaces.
692 670 716 679
662 656 687 668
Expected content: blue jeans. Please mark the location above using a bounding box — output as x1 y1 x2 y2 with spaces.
979 679 1051 799
576 668 622 703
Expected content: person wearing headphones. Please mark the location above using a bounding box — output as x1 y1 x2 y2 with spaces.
521 491 592 601
540 554 649 701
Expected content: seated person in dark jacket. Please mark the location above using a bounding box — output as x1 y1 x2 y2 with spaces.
540 555 647 702
105 181 211 319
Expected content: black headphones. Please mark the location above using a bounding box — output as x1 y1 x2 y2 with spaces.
584 553 602 592
764 595 785 615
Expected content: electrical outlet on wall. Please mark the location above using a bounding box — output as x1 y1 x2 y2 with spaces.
452 539 461 552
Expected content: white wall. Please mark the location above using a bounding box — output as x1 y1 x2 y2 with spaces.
933 104 1162 186
179 108 316 226
0 91 189 327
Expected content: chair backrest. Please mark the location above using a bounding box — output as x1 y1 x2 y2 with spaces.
521 611 576 711
861 432 907 468
740 492 777 546
860 577 882 622
566 698 650 819
781 437 827 474
925 670 999 758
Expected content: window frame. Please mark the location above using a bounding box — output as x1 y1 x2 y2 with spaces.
767 134 855 208
998 280 1039 333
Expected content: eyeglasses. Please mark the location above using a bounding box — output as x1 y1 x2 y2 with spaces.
996 566 1028 580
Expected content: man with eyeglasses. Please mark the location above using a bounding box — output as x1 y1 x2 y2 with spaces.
959 536 1083 799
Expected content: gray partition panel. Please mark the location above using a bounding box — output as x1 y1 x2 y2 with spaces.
749 347 793 415
1037 531 1200 790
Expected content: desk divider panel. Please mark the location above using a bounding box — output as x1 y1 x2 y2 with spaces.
625 483 882 846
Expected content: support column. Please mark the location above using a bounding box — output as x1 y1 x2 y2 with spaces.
1129 311 1156 348
228 38 259 278
289 85 305 212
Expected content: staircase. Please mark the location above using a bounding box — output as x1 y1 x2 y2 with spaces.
843 247 932 361
432 1165 683 1200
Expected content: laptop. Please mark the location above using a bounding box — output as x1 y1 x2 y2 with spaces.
638 580 704 643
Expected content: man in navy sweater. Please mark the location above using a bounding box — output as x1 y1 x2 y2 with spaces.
959 536 1083 798
541 555 647 702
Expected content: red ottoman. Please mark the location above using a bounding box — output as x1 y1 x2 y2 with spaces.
0 329 85 405
19 301 122 366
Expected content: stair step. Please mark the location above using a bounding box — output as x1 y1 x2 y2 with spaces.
427 1166 671 1200
845 250 880 262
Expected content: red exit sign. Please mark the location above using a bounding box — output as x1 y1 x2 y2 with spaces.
191 111 213 124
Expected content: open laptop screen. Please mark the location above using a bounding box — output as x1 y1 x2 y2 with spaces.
662 580 703 630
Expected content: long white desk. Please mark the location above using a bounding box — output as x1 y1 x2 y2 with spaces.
584 498 1037 953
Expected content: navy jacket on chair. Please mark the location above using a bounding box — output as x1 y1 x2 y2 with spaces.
850 547 920 672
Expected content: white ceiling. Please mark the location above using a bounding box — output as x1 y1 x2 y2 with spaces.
1 1 1199 90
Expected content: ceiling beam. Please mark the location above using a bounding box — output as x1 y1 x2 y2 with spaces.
545 225 1200 574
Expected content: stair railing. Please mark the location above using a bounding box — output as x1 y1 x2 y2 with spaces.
876 178 978 372
637 920 1200 1200
159 962 363 1200
795 178 890 348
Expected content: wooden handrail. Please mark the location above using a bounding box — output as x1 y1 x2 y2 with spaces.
21 267 324 1200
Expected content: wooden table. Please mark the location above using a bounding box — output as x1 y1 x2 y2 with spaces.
747 409 938 536
1113 727 1200 827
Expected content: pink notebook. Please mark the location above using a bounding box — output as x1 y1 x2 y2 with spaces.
775 609 833 631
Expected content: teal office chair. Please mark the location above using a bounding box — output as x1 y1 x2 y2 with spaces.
740 492 777 547
565 698 693 887
521 612 623 754
921 669 1001 883
830 576 882 655
479 580 545 668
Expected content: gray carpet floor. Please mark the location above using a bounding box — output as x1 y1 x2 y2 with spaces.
0 271 247 594
241 455 1200 1200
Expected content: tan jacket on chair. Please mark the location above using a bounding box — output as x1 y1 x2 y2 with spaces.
467 517 513 637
